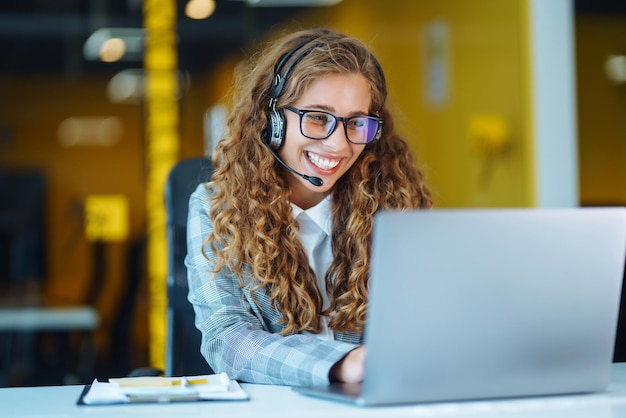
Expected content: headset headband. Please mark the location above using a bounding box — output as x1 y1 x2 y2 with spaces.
269 34 388 112
269 37 323 102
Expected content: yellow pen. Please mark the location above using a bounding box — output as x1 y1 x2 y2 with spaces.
185 377 209 386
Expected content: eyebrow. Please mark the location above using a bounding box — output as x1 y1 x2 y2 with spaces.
301 103 369 117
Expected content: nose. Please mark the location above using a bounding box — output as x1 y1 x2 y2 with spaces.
323 121 350 150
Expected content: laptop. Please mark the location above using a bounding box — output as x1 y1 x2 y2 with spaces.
294 207 626 406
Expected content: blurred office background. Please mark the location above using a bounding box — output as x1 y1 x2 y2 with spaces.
0 0 624 386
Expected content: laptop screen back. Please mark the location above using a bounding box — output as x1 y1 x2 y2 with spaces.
361 208 626 405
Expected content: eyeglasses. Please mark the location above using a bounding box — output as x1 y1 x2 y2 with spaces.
284 106 382 144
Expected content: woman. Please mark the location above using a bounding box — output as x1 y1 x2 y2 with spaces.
186 27 432 386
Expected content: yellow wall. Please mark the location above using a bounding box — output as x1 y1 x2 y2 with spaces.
348 0 530 208
576 15 626 207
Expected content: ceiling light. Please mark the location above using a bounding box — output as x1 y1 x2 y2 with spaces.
107 69 145 104
100 38 127 62
186 0 216 19
83 28 144 62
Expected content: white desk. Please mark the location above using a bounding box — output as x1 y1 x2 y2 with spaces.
3 363 626 418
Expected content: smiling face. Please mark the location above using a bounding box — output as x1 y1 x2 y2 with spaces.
278 72 372 209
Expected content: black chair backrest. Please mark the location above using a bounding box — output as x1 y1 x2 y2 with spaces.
165 156 214 376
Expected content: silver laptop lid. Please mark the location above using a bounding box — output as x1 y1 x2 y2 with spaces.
362 208 626 406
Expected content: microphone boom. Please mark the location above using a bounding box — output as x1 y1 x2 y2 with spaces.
267 146 324 187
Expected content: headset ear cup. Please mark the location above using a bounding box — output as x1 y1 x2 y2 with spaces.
266 107 286 150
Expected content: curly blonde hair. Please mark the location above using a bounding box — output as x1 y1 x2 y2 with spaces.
205 28 432 335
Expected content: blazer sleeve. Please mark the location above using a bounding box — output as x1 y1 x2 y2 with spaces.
185 184 357 386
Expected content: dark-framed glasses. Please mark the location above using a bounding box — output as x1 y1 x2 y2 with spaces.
284 105 383 144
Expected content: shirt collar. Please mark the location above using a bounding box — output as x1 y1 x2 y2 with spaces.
291 195 332 236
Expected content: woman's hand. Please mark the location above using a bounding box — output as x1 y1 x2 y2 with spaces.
329 346 367 383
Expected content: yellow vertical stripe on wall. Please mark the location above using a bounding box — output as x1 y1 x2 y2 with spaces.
143 0 178 371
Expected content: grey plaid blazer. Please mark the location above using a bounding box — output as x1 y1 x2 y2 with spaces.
185 184 361 386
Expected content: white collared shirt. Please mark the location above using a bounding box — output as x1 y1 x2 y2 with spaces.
291 195 334 340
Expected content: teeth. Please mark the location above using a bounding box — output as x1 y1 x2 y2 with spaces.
307 152 340 170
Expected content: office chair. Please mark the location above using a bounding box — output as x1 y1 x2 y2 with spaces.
164 156 214 377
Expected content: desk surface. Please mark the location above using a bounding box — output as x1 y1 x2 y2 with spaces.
4 363 626 418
